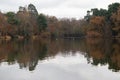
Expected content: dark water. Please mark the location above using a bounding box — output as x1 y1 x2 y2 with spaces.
0 38 120 80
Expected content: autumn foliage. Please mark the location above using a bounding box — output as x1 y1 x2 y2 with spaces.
0 3 120 39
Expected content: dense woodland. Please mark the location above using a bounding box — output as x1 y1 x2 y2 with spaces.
0 3 120 39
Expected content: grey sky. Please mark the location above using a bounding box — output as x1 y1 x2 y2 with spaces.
0 0 120 19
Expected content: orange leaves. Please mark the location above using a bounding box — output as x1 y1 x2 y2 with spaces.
90 16 105 26
87 16 106 37
111 7 120 26
111 7 120 37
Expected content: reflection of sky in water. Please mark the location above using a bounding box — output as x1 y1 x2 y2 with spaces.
0 52 120 80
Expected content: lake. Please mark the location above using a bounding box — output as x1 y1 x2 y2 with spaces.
0 38 120 80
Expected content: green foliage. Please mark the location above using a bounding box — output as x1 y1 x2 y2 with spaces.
91 8 108 17
84 10 91 21
8 18 20 25
28 4 38 17
108 3 120 15
89 3 120 20
5 12 20 25
99 9 108 16
107 3 120 21
5 12 15 17
91 8 99 16
85 8 108 22
37 14 47 32
85 2 120 38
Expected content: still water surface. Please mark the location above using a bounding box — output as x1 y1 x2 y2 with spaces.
0 38 120 80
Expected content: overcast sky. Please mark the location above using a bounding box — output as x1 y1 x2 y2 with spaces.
0 0 120 19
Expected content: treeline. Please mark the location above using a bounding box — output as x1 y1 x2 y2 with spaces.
0 3 120 39
47 2 120 38
0 4 48 39
84 3 120 38
0 4 86 40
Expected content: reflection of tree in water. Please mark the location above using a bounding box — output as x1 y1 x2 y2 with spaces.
109 39 120 72
17 40 48 71
47 39 87 57
0 39 87 71
0 39 48 71
0 38 120 72
86 38 120 72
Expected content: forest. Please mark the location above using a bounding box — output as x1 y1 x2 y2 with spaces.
0 3 120 40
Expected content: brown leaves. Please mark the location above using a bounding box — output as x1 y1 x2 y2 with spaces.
90 16 105 26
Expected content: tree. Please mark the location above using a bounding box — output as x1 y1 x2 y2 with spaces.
108 3 120 14
84 10 91 21
37 14 47 32
87 16 106 37
91 8 108 17
5 12 20 25
108 3 120 20
28 4 38 17
91 8 99 16
111 6 120 37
